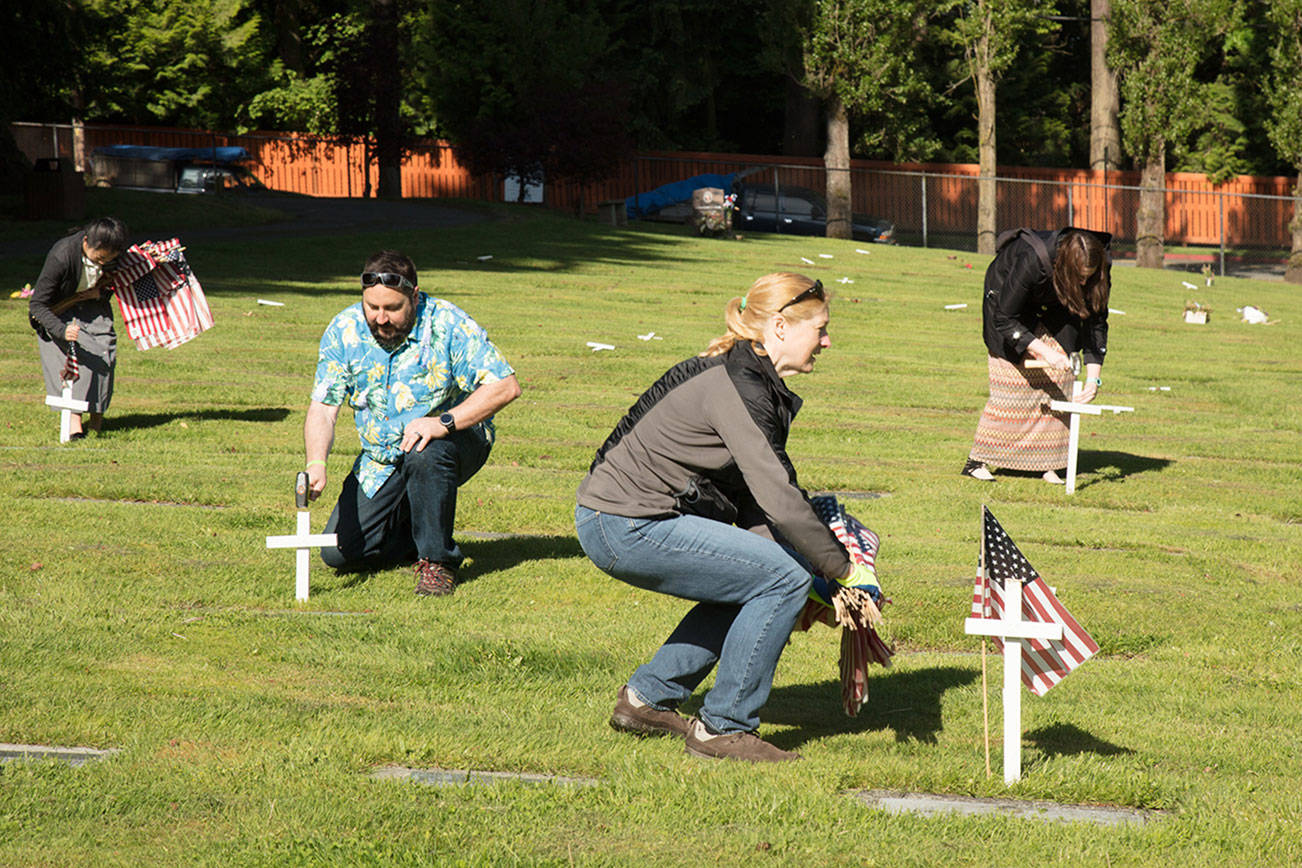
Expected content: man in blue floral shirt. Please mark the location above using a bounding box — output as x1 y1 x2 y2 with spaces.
305 250 521 596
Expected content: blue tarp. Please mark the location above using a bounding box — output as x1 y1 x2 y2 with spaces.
92 144 251 165
625 173 736 221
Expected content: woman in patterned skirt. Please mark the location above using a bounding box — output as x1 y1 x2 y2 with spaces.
963 227 1112 483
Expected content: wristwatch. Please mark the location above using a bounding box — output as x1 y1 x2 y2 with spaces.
438 412 457 433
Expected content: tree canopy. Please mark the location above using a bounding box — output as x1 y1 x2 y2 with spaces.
4 0 1301 188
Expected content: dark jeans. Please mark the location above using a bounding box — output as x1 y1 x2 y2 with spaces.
321 426 492 571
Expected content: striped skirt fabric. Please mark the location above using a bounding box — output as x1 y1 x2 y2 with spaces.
969 348 1073 472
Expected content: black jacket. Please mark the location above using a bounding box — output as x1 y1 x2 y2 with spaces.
29 231 117 341
981 227 1111 366
576 340 851 580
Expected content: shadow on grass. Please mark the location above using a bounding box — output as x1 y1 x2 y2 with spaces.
1076 450 1172 488
1025 721 1133 759
459 534 585 582
763 665 979 749
312 534 584 593
104 407 292 432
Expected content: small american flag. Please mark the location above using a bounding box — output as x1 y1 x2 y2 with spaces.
60 341 79 385
796 495 893 716
970 506 1098 695
112 239 214 350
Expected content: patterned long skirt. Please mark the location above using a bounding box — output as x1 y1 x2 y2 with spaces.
968 341 1073 472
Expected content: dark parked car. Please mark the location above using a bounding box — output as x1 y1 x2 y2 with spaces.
734 183 895 243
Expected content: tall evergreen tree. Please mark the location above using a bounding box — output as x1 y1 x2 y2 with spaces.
419 0 632 198
1109 0 1237 268
1263 0 1302 283
80 0 269 129
947 0 1052 254
804 0 938 239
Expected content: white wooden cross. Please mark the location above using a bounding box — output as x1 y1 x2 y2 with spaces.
1049 383 1134 494
965 569 1063 784
1026 358 1134 494
45 386 89 444
265 472 337 601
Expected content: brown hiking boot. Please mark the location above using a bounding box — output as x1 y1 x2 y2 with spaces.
414 559 456 597
609 685 690 738
684 718 801 763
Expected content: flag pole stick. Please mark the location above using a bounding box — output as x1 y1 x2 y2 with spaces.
979 505 991 777
981 638 991 777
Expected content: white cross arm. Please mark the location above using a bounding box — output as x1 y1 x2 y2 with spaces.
1048 400 1134 416
964 617 1063 641
46 394 90 413
266 533 338 549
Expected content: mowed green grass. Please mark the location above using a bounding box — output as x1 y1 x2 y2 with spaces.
1 192 1299 866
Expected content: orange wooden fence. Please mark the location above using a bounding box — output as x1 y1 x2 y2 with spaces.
11 122 1296 248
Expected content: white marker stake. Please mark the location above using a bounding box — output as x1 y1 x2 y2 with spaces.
1066 379 1082 494
45 386 89 443
965 584 1063 784
1047 398 1135 495
266 472 336 601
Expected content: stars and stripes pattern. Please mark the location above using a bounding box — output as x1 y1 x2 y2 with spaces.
811 495 879 582
970 506 1099 695
111 238 214 350
59 341 79 385
796 495 893 716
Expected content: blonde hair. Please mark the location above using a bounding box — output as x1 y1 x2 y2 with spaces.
701 272 828 357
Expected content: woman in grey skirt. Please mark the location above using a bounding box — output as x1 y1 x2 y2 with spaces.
28 217 130 439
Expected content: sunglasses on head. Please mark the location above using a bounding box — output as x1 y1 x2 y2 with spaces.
361 272 414 291
778 279 825 311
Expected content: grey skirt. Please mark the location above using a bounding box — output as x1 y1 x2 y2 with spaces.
39 315 117 413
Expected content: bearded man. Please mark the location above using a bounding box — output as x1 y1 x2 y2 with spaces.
304 250 521 596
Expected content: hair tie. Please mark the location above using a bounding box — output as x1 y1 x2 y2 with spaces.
739 297 747 312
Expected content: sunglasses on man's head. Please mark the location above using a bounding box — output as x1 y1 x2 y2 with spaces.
361 272 414 291
778 280 825 311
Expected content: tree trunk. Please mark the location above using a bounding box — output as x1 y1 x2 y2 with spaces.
1286 170 1302 285
784 78 821 157
1136 146 1166 269
373 0 403 200
975 29 997 255
1089 0 1122 171
824 94 852 240
274 0 304 74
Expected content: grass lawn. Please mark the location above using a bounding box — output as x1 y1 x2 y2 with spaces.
1 191 1299 865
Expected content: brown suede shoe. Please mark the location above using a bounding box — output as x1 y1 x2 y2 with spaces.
609 685 690 738
684 718 801 762
414 559 456 597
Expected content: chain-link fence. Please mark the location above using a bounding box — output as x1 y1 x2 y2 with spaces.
636 155 1295 279
12 121 1294 278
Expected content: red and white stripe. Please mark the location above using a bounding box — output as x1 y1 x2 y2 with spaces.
113 239 213 350
969 555 1098 696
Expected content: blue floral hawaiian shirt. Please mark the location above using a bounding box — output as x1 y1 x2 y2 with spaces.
311 293 515 497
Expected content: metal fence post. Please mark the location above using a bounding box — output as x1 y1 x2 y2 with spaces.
1067 183 1074 226
774 168 782 235
921 173 929 249
1219 192 1226 277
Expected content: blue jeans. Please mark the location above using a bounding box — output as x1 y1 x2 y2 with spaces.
574 505 813 734
321 427 492 570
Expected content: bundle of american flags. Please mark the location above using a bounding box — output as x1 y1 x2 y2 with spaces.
795 495 894 716
969 506 1098 695
109 238 213 350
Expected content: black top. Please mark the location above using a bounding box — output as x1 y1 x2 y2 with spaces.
29 231 119 341
981 227 1111 366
